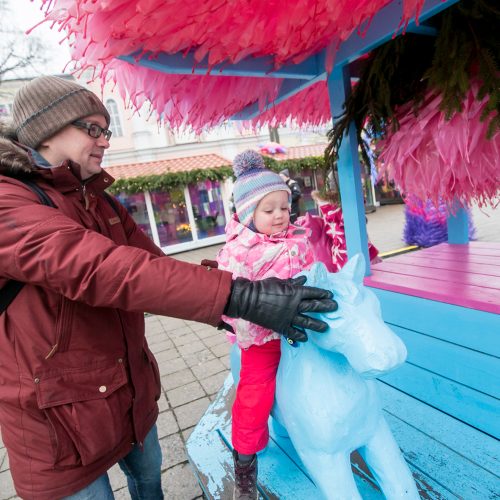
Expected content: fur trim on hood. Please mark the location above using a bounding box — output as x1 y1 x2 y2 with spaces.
0 121 36 178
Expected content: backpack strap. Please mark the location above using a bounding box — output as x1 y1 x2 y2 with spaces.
0 179 56 314
0 280 26 315
20 179 57 208
103 191 120 217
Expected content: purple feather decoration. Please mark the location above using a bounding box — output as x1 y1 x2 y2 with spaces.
403 198 476 247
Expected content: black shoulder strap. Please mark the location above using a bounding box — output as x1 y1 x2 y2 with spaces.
0 280 26 314
103 191 120 217
0 179 56 314
20 179 57 208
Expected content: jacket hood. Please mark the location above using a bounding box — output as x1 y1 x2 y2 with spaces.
0 121 36 178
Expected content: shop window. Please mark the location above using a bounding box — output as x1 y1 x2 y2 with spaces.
293 168 318 215
106 99 123 137
150 188 193 246
188 180 226 239
115 192 153 239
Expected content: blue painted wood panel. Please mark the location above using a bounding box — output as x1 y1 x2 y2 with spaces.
188 374 499 499
380 387 500 499
391 325 500 398
377 383 499 475
380 363 500 439
367 287 500 356
118 51 321 79
447 206 470 244
328 65 370 273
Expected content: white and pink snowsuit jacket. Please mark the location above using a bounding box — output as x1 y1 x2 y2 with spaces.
217 214 314 349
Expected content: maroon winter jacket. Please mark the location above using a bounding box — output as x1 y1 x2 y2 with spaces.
0 135 233 499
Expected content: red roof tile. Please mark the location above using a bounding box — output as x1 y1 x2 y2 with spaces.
261 143 327 161
104 153 231 179
105 145 327 180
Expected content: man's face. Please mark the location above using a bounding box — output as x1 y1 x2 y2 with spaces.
39 114 110 180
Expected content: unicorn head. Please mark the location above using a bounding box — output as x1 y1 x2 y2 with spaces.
299 254 407 377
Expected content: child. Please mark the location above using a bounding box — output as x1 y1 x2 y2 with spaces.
217 150 315 499
296 190 381 272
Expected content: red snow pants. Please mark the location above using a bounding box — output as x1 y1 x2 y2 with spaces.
232 339 281 455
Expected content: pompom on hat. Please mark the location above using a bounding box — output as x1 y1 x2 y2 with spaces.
232 150 290 227
11 76 110 149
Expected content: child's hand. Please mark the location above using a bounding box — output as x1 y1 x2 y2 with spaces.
224 276 338 342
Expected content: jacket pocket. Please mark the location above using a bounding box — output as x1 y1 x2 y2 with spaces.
35 359 132 468
46 297 75 359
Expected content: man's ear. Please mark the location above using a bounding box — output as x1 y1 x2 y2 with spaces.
38 139 51 151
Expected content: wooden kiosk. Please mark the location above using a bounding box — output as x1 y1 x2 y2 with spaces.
184 1 499 498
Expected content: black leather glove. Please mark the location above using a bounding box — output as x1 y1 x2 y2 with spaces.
224 275 338 342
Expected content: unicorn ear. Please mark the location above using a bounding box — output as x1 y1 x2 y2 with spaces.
339 253 366 284
301 261 329 288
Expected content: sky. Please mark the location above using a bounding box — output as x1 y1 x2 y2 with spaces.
3 0 72 79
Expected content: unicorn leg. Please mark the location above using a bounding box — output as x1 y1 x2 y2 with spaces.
297 450 361 500
359 417 420 499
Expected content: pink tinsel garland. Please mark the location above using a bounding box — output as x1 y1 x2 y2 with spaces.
378 82 500 208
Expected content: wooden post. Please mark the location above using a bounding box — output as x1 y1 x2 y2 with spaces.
447 202 469 244
327 65 371 275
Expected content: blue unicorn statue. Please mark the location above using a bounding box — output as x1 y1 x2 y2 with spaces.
231 254 420 499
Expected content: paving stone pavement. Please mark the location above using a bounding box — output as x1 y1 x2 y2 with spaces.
0 203 498 499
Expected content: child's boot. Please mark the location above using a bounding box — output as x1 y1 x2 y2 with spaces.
232 450 258 499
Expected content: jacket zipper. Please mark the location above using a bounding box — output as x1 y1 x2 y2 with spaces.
82 184 90 210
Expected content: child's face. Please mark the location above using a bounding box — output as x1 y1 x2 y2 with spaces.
253 190 290 235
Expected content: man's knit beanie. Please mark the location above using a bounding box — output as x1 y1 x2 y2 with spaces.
232 150 290 227
12 76 110 149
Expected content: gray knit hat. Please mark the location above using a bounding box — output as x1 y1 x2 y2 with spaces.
232 150 290 227
12 76 110 149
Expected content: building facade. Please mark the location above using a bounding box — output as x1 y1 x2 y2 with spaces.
0 74 330 253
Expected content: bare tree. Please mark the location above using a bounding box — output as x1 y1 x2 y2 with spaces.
0 0 48 87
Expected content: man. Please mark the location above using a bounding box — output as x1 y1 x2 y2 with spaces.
279 168 302 222
0 76 336 500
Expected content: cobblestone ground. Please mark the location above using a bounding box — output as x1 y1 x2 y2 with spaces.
1 203 498 499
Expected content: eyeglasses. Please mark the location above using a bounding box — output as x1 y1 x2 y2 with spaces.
72 120 112 141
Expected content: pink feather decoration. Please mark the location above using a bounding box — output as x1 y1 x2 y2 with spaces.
39 0 424 71
34 0 424 131
92 60 333 133
104 59 282 132
251 81 332 129
378 82 500 208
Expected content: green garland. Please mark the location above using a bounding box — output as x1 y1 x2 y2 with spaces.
325 0 499 168
262 155 326 173
108 155 328 194
108 166 233 194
